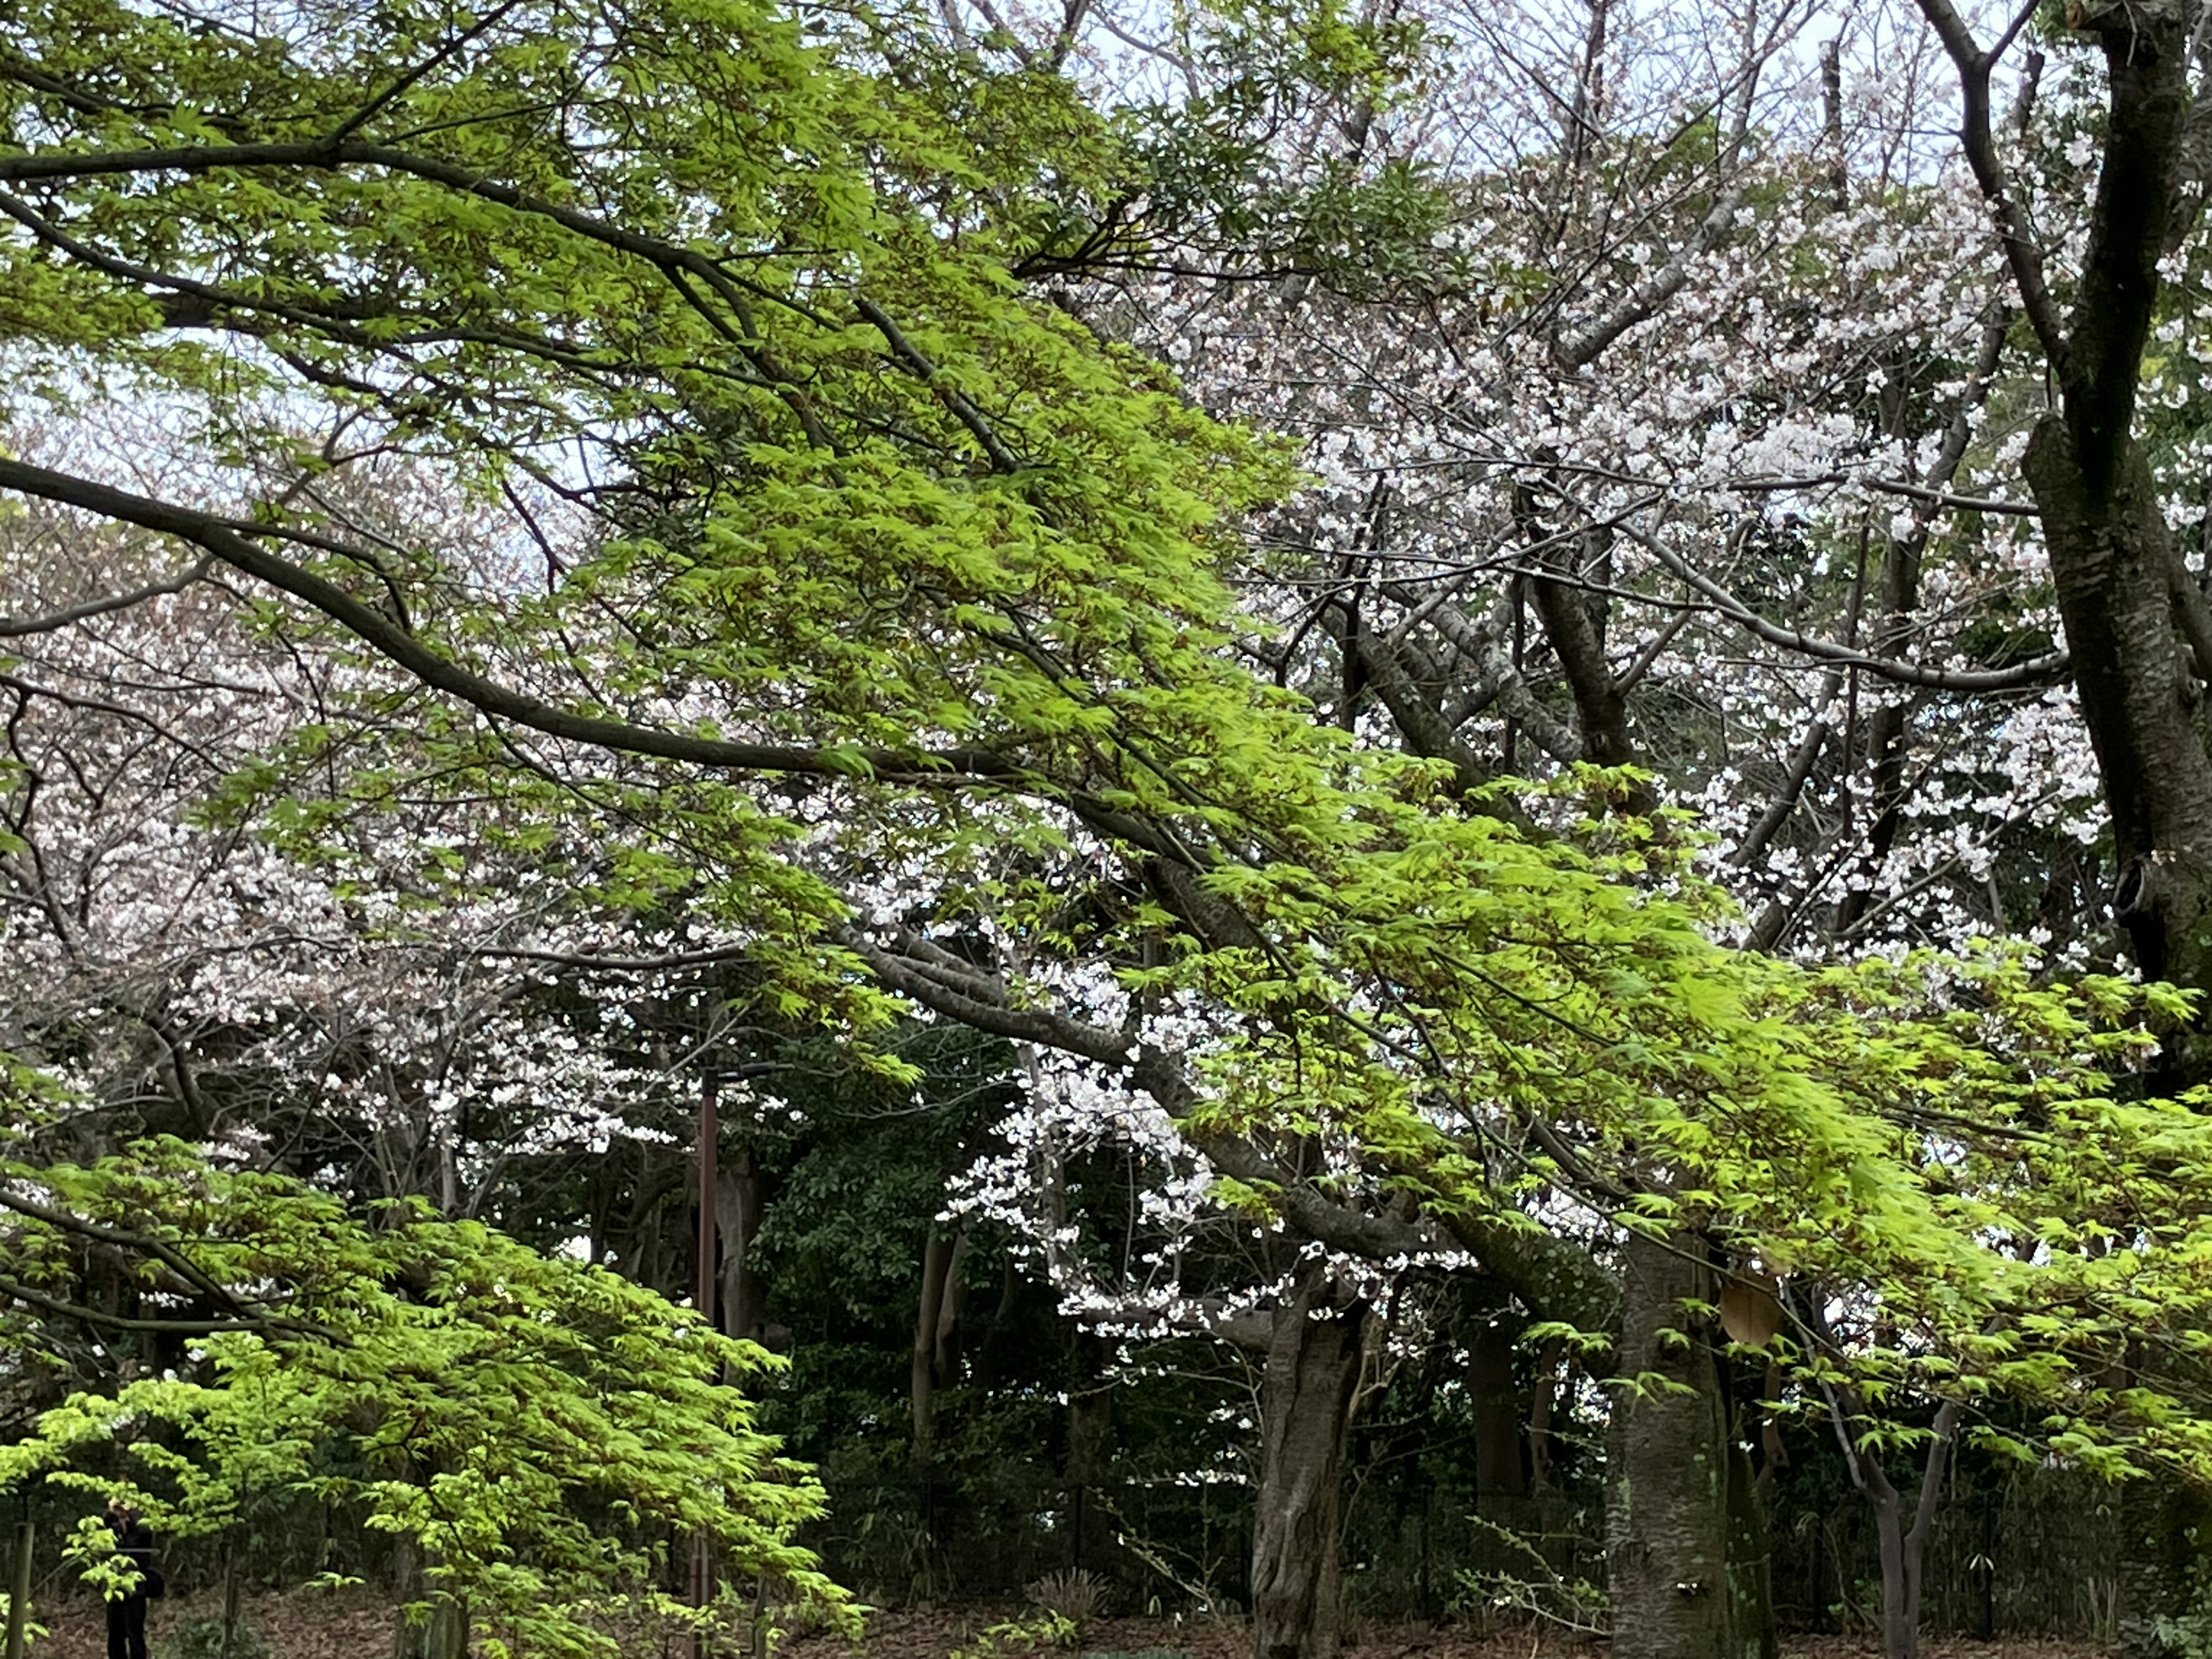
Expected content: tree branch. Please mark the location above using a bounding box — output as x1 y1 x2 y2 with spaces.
1625 520 2067 690
0 455 1021 786
1554 185 1749 370
1910 1 2066 366
0 558 212 636
0 1274 297 1337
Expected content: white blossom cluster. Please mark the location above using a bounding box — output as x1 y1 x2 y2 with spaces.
1055 0 2109 966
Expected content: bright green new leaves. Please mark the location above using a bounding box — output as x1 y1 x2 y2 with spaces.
0 0 1300 1036
0 1139 854 1658
14 0 2212 1519
1101 757 2212 1478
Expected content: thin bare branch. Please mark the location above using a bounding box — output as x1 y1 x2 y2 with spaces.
0 558 212 636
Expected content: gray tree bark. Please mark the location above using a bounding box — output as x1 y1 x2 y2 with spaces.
715 1146 770 1345
1605 1232 1731 1659
910 1229 961 1465
1724 1429 1778 1659
1066 1330 1116 1571
3 1520 31 1659
1249 1267 1370 1659
1995 0 2212 1045
1919 10 2212 1646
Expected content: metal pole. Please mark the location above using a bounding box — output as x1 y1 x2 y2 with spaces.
692 1070 719 1659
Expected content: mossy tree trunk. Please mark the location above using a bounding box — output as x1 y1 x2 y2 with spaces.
1249 1266 1370 1659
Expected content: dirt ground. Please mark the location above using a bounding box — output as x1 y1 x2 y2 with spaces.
24 1592 2113 1659
31 1588 394 1659
778 1609 2108 1659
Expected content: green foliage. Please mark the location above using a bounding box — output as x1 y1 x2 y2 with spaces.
0 0 1301 1057
14 0 2212 1587
2157 1578 2212 1659
950 1611 1081 1659
0 1601 45 1651
64 1513 154 1601
1451 1513 1608 1636
1119 0 1452 289
1025 1566 1108 1633
0 1138 856 1658
154 1614 272 1659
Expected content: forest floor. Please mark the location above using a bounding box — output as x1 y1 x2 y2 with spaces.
783 1611 2108 1659
23 1592 2112 1659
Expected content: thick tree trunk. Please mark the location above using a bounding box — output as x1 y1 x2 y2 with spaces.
715 1146 770 1345
935 1231 969 1384
911 1229 959 1465
2119 1478 2212 1654
1528 1337 1566 1492
1067 1330 1116 1572
391 1531 422 1659
4 1520 31 1659
389 1541 468 1659
2028 424 2212 998
1869 1495 1912 1659
426 1596 469 1659
2021 25 2212 1645
1868 1457 1944 1659
2015 0 2212 1036
1605 1232 1730 1659
1459 1221 1767 1654
1725 1429 1778 1659
1469 1313 1528 1501
1529 543 1636 776
972 1251 1022 1394
1249 1271 1369 1659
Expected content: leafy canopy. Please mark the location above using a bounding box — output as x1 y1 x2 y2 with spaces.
10 0 2212 1514
0 1132 854 1658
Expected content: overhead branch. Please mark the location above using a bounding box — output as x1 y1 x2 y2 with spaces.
1320 603 1489 794
0 1274 300 1337
1623 520 2067 690
1729 668 1843 870
1525 528 1644 792
1910 0 2066 366
1554 185 1749 370
853 296 1024 474
0 140 775 316
840 930 1131 1066
849 928 1442 1263
463 940 756 972
1440 1210 1620 1343
1381 584 1580 759
0 455 1022 786
0 558 213 636
0 1188 267 1318
2054 2 2192 484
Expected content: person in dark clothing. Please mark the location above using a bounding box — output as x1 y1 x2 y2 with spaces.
103 1498 154 1659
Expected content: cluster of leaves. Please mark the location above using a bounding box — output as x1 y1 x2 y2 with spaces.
0 1126 855 1657
15 0 2212 1645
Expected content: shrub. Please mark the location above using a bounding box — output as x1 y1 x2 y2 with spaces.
1026 1567 1108 1635
153 1615 271 1659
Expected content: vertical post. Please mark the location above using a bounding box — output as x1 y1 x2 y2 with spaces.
220 1542 238 1659
697 1070 719 1334
1979 1489 1997 1639
4 1517 32 1659
692 1070 719 1659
